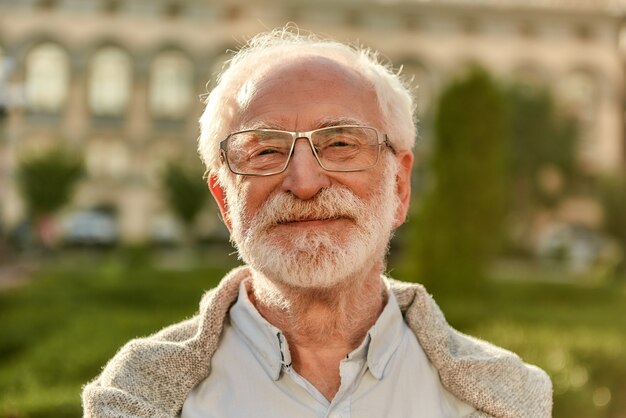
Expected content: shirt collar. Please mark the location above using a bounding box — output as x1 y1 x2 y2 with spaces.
229 280 286 380
229 278 405 381
364 280 405 380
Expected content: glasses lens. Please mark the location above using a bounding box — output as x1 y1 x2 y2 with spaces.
225 130 292 175
312 126 380 171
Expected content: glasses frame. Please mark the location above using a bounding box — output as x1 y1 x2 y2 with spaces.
219 124 396 177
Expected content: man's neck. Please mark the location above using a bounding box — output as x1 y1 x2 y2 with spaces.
247 265 387 400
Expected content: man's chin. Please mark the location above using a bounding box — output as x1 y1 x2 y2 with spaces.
257 265 357 291
238 222 392 287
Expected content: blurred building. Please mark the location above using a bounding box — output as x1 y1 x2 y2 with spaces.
0 0 624 243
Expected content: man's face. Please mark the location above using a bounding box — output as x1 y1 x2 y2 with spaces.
216 57 412 288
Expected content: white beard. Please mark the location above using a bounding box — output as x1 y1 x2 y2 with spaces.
227 160 399 289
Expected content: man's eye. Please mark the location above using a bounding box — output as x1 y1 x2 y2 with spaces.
329 141 351 147
254 147 282 157
259 149 277 155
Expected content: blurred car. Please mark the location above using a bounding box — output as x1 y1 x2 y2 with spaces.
536 222 604 273
61 210 118 246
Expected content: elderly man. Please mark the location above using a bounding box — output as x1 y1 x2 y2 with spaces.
83 29 552 417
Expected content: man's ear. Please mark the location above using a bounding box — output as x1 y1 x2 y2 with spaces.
208 174 232 232
393 151 414 228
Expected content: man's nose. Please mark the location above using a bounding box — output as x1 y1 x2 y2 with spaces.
281 138 331 200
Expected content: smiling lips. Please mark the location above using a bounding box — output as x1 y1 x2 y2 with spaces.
276 216 347 226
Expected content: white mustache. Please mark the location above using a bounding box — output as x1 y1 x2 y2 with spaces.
251 187 366 229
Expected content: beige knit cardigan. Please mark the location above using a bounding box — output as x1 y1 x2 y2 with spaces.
82 266 552 418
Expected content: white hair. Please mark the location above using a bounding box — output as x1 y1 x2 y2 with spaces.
198 26 416 179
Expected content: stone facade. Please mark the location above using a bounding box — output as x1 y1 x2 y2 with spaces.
0 0 624 243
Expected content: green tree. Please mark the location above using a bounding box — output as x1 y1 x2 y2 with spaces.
498 83 580 259
408 67 507 291
504 83 579 211
161 162 208 246
16 148 84 248
598 173 626 275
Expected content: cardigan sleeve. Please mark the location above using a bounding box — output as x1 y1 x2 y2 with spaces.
81 316 207 418
82 269 247 418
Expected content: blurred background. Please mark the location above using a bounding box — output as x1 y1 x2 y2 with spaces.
0 0 625 417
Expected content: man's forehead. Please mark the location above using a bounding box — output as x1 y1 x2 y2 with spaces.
231 56 380 131
250 55 365 84
235 56 371 103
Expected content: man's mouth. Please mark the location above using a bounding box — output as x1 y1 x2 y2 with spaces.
277 216 343 225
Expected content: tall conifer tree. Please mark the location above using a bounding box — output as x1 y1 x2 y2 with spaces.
412 68 507 290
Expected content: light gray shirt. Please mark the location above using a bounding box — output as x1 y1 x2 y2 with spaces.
181 280 476 418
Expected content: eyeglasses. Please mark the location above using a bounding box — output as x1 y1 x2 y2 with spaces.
219 125 395 176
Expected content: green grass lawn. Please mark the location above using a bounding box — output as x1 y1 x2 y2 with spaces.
433 279 626 418
0 251 624 417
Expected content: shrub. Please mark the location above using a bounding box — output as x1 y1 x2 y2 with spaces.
408 67 507 291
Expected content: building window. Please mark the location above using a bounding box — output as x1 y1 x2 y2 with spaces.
103 0 120 14
461 17 480 36
518 21 538 39
345 9 363 27
149 50 193 119
225 5 243 21
24 42 69 113
88 46 132 117
574 24 595 42
85 138 129 180
403 16 421 32
38 0 57 11
164 2 183 18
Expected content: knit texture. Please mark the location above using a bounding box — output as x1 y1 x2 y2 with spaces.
82 266 552 417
